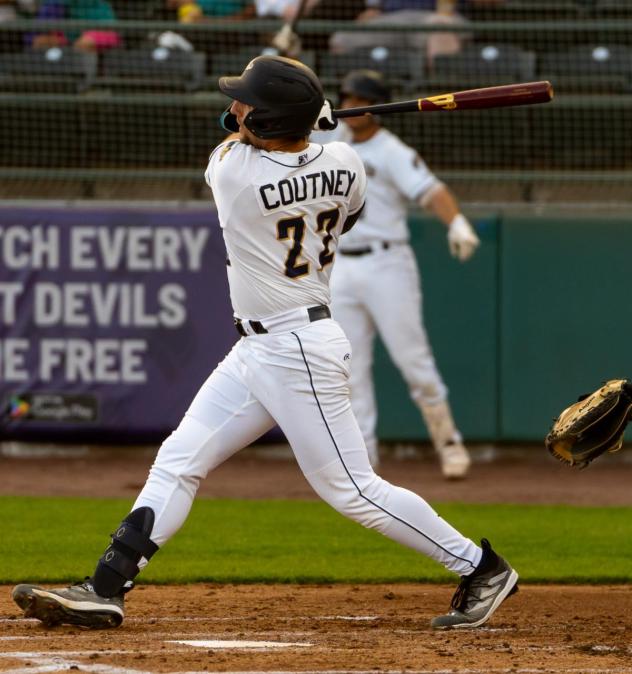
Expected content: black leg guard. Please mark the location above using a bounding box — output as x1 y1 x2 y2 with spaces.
92 506 159 598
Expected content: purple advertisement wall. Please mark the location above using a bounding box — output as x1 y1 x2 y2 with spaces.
0 206 238 441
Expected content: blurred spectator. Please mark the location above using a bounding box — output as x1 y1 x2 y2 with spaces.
167 0 254 22
0 0 37 51
31 0 121 53
255 0 319 21
0 0 36 21
256 0 365 54
330 0 503 65
255 0 365 26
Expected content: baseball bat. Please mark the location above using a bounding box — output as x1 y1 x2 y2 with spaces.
288 0 310 31
333 81 554 118
269 0 309 58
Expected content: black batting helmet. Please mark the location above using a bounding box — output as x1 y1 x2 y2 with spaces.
219 55 324 140
339 69 391 104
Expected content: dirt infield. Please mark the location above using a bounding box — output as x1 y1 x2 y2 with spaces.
2 443 632 505
2 584 632 673
2 445 632 673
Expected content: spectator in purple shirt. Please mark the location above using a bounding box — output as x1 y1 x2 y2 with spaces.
31 0 121 53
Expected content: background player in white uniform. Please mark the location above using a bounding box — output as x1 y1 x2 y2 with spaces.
315 70 480 479
12 56 517 631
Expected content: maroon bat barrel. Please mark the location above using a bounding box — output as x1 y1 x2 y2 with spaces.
419 81 554 111
333 81 554 119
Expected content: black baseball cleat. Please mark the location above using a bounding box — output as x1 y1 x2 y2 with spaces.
12 579 126 629
430 538 519 629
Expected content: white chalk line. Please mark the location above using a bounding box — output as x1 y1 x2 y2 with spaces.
0 614 377 626
167 640 312 649
316 615 378 621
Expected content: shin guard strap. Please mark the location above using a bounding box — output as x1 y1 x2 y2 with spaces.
112 523 159 560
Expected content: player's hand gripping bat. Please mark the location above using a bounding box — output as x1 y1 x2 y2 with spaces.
314 81 554 131
270 0 309 58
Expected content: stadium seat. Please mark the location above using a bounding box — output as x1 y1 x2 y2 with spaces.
431 43 536 88
208 47 316 81
318 47 425 89
100 49 206 92
539 44 632 93
0 49 97 93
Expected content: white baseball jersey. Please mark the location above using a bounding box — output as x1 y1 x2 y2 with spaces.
313 125 440 248
126 136 482 592
205 140 366 320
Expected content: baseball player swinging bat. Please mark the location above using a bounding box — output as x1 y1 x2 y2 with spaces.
332 81 554 119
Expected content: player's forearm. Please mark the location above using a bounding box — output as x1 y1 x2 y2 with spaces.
421 184 460 228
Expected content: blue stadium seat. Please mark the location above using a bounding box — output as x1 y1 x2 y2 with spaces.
431 43 536 87
100 49 206 92
209 47 316 81
0 48 97 93
539 44 632 92
318 47 425 89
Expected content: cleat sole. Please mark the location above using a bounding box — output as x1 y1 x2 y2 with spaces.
12 585 122 629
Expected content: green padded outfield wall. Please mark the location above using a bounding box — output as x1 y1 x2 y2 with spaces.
374 213 632 443
499 214 632 441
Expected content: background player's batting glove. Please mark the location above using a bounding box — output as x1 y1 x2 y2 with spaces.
545 379 632 469
270 23 302 59
447 214 480 262
313 99 338 131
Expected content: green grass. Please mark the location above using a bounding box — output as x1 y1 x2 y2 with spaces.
1 496 630 584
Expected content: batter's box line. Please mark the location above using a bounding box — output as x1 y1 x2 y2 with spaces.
0 614 379 626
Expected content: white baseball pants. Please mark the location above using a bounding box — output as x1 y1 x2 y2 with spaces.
330 243 449 462
133 312 480 576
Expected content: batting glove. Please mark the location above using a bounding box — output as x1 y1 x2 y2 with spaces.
313 99 338 131
447 214 480 262
270 24 301 58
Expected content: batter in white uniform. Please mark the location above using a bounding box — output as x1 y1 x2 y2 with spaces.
12 57 517 631
316 70 480 478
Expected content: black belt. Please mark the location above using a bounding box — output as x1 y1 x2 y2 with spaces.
235 305 331 337
339 242 391 256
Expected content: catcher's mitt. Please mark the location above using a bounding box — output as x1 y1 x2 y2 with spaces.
545 379 632 468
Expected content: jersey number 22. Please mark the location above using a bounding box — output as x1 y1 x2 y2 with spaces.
277 207 339 278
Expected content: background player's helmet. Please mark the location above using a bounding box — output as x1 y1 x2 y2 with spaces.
339 69 391 104
219 55 324 139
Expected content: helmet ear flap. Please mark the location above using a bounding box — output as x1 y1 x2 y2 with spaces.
219 105 239 133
